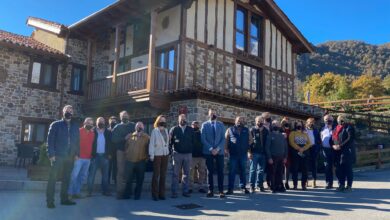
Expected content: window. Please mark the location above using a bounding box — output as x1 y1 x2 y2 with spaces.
70 65 86 94
235 7 262 57
156 47 176 91
22 121 50 144
29 60 58 89
235 63 263 100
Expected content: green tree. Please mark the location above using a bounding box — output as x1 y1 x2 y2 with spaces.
382 74 390 95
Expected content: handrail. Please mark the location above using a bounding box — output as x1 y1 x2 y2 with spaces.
106 66 148 79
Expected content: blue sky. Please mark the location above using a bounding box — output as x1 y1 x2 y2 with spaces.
0 0 389 45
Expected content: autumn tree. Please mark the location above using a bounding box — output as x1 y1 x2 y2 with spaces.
351 74 385 98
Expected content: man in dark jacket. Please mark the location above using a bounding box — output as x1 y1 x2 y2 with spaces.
87 117 112 196
265 120 288 193
112 111 135 199
225 116 252 195
46 105 80 209
249 116 268 193
169 114 194 198
189 121 207 193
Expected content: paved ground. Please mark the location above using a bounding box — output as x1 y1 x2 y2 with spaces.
1 168 390 220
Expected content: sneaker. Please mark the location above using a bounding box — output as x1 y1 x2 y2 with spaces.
47 202 55 209
60 200 76 206
182 192 191 197
219 192 226 198
336 186 345 192
225 190 234 195
198 189 207 194
343 186 352 193
250 187 256 194
242 188 250 194
206 191 214 198
325 185 333 190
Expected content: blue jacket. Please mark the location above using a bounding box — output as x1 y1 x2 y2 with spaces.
201 120 226 155
47 119 80 158
227 126 250 158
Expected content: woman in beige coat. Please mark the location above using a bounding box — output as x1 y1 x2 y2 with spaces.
149 115 170 201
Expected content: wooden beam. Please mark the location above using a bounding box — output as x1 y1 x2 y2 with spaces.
146 10 157 92
111 25 121 96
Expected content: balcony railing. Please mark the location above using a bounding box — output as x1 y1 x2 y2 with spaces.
87 66 176 101
87 67 148 101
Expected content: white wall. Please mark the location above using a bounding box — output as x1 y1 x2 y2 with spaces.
156 5 181 46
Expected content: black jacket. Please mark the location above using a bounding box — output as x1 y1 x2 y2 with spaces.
192 130 203 157
250 126 268 155
169 126 194 154
92 128 113 159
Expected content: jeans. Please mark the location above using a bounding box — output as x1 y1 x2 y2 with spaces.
124 160 146 199
68 158 90 195
87 154 109 194
205 154 224 193
46 156 73 203
171 152 192 194
248 153 266 188
322 147 335 186
228 157 247 190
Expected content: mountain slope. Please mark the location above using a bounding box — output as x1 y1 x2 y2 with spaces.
297 41 390 80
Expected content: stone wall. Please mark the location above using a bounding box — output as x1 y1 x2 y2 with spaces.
0 47 83 165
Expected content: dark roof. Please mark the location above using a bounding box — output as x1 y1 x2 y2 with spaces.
0 29 65 57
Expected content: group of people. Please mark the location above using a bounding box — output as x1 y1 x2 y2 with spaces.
45 105 355 209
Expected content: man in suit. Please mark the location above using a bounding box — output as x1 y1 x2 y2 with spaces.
169 114 194 198
201 109 226 198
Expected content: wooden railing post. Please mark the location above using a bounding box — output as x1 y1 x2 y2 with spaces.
146 10 157 92
112 24 121 97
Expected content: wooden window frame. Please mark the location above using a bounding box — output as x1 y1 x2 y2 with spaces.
25 57 59 92
68 63 86 95
234 3 264 61
19 117 53 145
156 45 177 72
235 62 263 100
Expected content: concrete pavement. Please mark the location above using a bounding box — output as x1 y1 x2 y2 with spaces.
1 168 390 220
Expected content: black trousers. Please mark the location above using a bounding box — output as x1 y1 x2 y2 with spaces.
108 155 117 184
291 151 309 186
270 156 285 191
124 160 146 198
335 150 354 187
46 156 73 203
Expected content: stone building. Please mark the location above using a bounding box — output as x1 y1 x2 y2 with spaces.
0 0 323 165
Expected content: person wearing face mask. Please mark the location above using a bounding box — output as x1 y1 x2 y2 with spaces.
265 120 288 193
225 116 253 195
108 116 118 185
169 114 195 198
262 112 272 131
321 114 336 189
46 105 80 209
248 116 268 193
305 118 321 188
112 111 135 199
68 117 95 200
123 122 150 200
281 117 292 190
87 117 113 197
149 115 170 201
189 121 207 194
288 121 312 190
332 115 355 192
201 109 226 198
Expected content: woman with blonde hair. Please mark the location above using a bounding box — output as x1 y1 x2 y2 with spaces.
149 115 170 201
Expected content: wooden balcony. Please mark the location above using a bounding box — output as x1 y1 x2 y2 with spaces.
85 67 176 109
